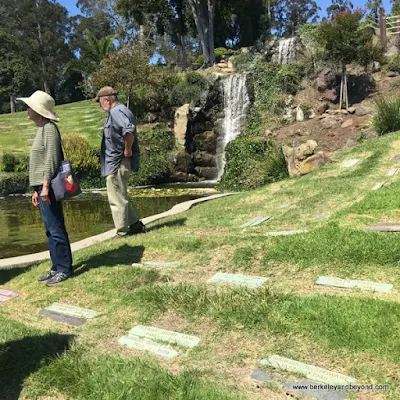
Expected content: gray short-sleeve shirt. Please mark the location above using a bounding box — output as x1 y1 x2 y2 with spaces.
100 103 140 177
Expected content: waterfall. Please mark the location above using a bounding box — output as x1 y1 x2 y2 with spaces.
217 74 250 179
272 37 297 65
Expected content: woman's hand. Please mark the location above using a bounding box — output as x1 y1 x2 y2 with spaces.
40 186 51 205
32 192 39 207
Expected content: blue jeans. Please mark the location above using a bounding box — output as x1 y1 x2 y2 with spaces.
35 186 73 274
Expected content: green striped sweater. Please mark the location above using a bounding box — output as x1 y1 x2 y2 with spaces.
29 122 62 186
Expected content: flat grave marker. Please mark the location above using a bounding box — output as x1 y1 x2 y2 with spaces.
132 261 182 268
365 222 400 232
250 369 272 383
316 276 392 293
0 289 20 302
119 335 180 358
314 213 332 221
129 325 200 348
341 159 360 168
38 310 86 327
260 355 356 385
284 380 347 400
43 302 98 319
265 230 308 237
387 168 398 177
207 272 268 288
240 216 271 228
371 182 385 191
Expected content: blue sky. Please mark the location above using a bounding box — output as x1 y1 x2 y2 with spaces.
59 0 393 19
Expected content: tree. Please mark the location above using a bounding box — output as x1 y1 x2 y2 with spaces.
275 0 320 36
366 0 383 21
187 0 217 66
317 9 374 109
326 0 353 19
92 46 151 107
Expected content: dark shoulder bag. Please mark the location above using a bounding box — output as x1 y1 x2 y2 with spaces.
50 124 81 201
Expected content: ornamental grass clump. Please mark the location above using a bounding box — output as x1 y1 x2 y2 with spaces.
372 97 400 136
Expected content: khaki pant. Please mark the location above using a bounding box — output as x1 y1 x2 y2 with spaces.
106 157 138 235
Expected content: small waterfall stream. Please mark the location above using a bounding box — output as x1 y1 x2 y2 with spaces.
217 74 250 179
272 37 297 65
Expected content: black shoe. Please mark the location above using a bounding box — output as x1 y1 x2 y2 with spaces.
37 269 57 282
128 220 146 235
46 272 71 286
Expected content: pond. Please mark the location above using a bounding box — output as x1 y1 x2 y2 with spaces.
0 190 208 259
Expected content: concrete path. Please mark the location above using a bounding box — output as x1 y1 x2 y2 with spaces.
0 193 234 270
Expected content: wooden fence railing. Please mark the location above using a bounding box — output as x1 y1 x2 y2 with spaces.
367 14 400 50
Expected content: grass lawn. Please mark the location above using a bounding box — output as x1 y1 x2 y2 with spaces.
0 101 107 153
1 115 400 398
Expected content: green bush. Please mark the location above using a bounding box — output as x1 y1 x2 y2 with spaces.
1 153 29 173
387 54 400 73
129 124 175 186
0 173 29 194
219 137 288 191
372 97 400 135
62 134 100 177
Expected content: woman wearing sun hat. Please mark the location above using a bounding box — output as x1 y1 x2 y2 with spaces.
17 90 73 286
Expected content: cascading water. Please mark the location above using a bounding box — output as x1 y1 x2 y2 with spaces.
272 37 297 65
217 74 250 179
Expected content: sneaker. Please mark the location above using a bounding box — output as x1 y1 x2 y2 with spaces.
128 220 146 235
112 233 128 240
37 269 57 282
46 272 71 287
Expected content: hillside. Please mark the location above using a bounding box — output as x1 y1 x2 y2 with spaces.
1 129 400 399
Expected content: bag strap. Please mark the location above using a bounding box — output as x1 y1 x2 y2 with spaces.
42 122 65 161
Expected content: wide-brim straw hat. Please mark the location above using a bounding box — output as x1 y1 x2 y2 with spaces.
16 90 59 121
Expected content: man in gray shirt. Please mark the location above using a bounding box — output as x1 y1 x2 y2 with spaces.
96 86 145 237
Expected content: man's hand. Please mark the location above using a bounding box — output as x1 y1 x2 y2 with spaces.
32 192 39 207
40 186 51 205
124 149 132 158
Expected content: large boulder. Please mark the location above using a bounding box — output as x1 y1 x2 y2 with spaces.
283 140 328 177
172 151 193 173
195 166 218 180
193 151 217 167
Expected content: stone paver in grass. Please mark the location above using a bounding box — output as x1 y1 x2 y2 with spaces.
260 355 356 385
284 381 347 400
364 222 400 232
341 159 360 168
314 213 332 221
129 325 200 348
207 272 268 288
371 182 385 191
240 216 272 228
83 118 96 122
38 309 87 327
392 154 400 161
387 168 398 177
316 276 393 293
0 288 20 302
264 230 308 237
0 125 11 129
132 261 182 268
119 335 180 358
43 302 98 319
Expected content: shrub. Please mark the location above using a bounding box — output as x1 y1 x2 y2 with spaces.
1 153 29 173
62 134 100 176
387 54 400 73
129 124 175 186
372 97 400 135
0 173 29 194
219 137 288 191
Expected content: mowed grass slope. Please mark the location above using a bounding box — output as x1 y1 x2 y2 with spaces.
0 100 105 153
2 130 400 399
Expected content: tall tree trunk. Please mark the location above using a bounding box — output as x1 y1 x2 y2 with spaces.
177 35 188 70
139 25 145 47
35 1 50 94
188 0 215 66
10 96 15 113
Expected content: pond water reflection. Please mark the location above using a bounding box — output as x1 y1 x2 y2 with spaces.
0 192 201 259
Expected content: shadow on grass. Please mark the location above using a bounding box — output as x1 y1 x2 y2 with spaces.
0 333 74 400
0 265 33 285
146 217 186 233
73 244 145 277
